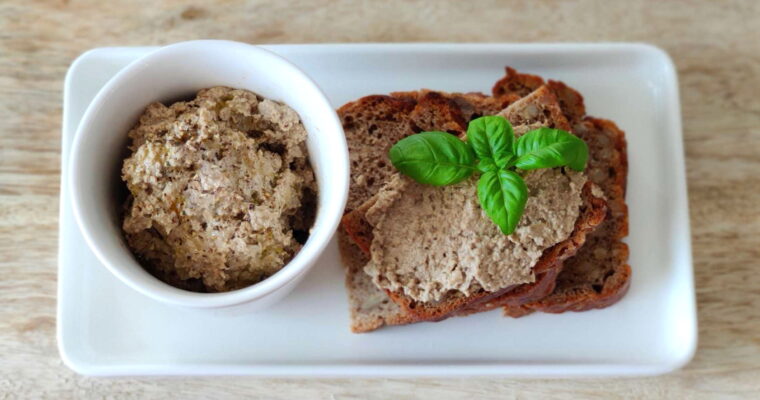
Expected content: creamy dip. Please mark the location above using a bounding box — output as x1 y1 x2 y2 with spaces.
121 87 316 292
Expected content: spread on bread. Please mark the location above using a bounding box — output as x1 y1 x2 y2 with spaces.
338 68 630 333
364 168 586 303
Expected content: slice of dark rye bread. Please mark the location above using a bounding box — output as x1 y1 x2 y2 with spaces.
340 68 630 331
338 91 500 332
338 91 503 332
502 117 631 316
340 85 607 329
490 69 632 317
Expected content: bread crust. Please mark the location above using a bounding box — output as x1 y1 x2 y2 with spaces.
491 67 545 107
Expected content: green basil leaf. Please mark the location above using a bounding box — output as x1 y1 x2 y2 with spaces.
389 131 476 186
477 157 497 173
514 127 589 171
494 153 514 169
467 116 514 162
477 169 528 235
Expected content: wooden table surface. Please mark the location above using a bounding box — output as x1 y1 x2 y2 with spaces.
2 0 759 398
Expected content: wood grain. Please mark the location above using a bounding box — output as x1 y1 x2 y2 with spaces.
1 0 759 398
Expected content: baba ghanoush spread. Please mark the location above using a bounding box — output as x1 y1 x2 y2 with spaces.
121 87 316 292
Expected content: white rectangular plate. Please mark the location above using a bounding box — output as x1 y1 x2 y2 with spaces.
58 43 696 377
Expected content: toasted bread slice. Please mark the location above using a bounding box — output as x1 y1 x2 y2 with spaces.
503 117 630 316
342 86 607 323
338 90 498 332
492 70 631 317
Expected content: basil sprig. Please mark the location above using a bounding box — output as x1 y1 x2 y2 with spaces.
388 116 588 234
514 127 588 171
388 131 476 186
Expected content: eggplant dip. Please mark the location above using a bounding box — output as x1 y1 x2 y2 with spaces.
121 87 316 292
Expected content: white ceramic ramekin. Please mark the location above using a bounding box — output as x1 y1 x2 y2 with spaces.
69 40 348 310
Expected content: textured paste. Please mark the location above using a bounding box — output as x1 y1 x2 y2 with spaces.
122 87 316 292
364 168 586 302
